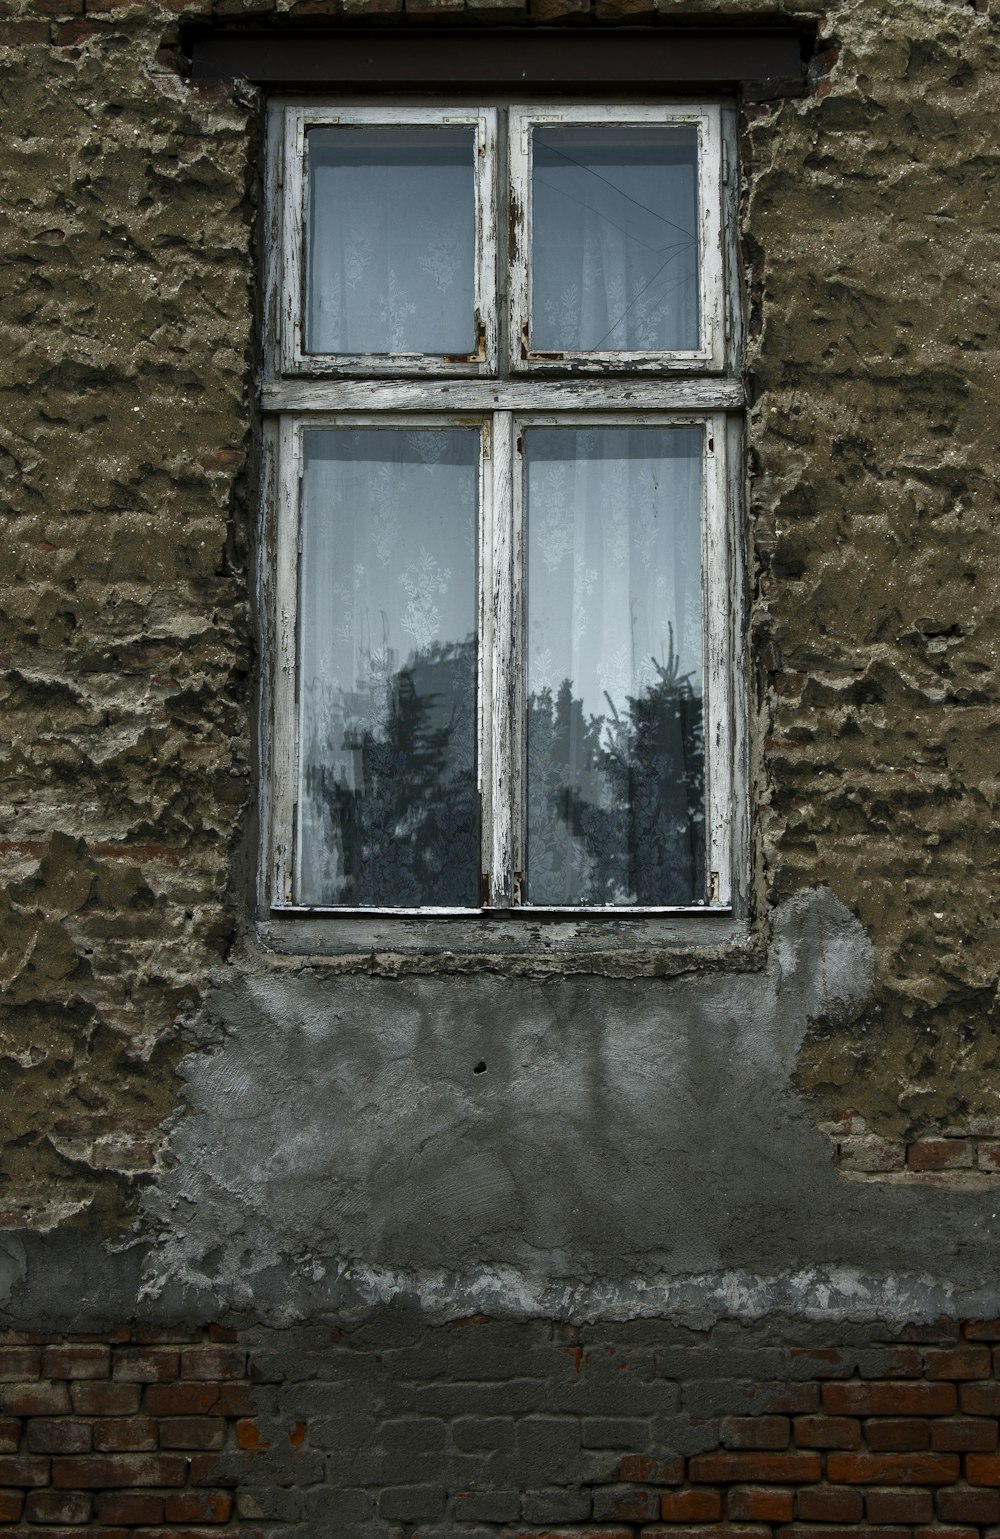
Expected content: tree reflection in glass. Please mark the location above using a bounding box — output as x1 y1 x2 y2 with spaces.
296 428 479 907
524 426 706 905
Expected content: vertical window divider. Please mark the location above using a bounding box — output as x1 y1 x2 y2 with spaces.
271 414 301 907
281 109 306 376
489 410 515 908
703 408 733 906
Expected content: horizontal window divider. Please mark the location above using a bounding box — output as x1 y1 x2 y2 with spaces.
260 378 745 414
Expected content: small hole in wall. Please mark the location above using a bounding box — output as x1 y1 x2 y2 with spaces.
473 1060 487 1075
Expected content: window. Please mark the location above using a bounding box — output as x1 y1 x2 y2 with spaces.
260 98 745 945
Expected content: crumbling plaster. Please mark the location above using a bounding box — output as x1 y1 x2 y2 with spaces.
1 0 999 1328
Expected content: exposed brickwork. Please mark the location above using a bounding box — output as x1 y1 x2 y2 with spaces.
0 1328 255 1536
8 1315 1000 1536
221 1315 1000 1536
819 1116 1000 1182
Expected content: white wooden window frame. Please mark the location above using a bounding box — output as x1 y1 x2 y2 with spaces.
277 105 498 378
258 97 748 957
509 104 726 374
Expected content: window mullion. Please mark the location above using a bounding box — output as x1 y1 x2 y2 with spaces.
488 411 515 907
703 410 733 906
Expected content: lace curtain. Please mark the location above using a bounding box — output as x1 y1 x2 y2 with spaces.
531 125 700 353
306 126 476 357
524 426 705 906
296 428 480 907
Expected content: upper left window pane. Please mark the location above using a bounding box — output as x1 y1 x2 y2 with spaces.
306 124 478 359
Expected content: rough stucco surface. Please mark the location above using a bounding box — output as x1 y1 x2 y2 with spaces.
0 0 998 1330
123 887 1000 1326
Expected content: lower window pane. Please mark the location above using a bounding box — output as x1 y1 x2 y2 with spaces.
296 427 480 907
524 425 706 906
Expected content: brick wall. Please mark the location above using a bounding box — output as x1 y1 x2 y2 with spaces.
239 1315 1000 1537
7 1317 1000 1536
0 1327 256 1537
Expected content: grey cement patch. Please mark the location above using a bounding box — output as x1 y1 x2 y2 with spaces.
81 885 997 1325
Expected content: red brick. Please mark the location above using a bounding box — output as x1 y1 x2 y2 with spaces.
745 1384 820 1414
964 1321 1000 1341
637 1529 767 1539
144 1382 220 1415
158 1416 226 1450
925 1346 993 1380
933 1418 998 1452
788 1348 854 1379
206 1324 239 1344
823 1381 957 1415
618 1454 683 1484
592 1485 660 1522
728 1486 794 1522
938 1486 1000 1522
968 1454 1000 1485
865 1416 931 1450
793 1415 859 1449
179 1347 246 1381
12 1526 125 1539
0 1383 70 1416
778 1529 908 1539
660 1488 723 1520
915 1529 977 1539
721 1416 789 1450
128 1326 200 1346
24 1488 92 1523
0 1423 17 1455
501 1531 632 1539
21 1529 126 1539
689 1452 821 1484
0 1456 49 1486
96 1492 165 1523
0 1491 23 1522
71 1382 141 1416
0 1349 40 1381
901 1321 962 1344
164 1489 232 1522
185 1452 221 1485
112 1349 179 1383
826 1451 960 1484
51 1454 188 1489
859 1346 922 1378
865 1486 933 1522
132 1531 239 1539
41 1345 110 1380
26 1419 92 1454
908 1138 972 1170
93 1417 157 1452
961 1382 1000 1415
797 1486 863 1521
212 1382 254 1417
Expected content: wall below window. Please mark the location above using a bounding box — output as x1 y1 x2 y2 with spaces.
4 1316 1000 1539
1 0 1000 1536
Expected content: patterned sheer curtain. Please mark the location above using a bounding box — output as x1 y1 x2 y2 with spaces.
531 125 700 353
306 126 476 357
296 428 480 907
525 426 705 906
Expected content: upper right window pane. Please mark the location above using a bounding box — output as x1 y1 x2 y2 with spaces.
511 106 724 371
531 125 699 354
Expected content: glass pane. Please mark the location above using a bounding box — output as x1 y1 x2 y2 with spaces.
306 125 477 357
297 428 479 907
530 125 699 353
524 426 705 906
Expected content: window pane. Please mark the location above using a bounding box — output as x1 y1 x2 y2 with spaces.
524 426 705 906
297 428 479 907
306 126 477 357
530 126 699 353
